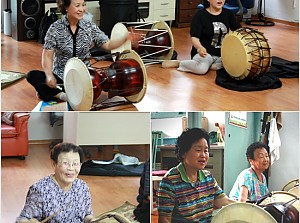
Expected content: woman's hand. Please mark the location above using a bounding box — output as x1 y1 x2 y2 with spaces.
197 46 207 57
128 27 143 49
45 74 57 88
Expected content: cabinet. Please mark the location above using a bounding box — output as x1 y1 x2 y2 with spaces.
153 0 176 22
174 0 202 27
205 146 224 188
158 144 224 187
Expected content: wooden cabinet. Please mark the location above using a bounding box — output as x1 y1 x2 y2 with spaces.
158 144 224 187
153 0 176 22
205 146 224 188
174 0 202 27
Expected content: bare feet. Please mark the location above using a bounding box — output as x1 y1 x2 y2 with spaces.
162 60 180 68
56 92 68 101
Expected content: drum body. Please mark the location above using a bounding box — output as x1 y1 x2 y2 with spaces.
259 191 299 223
259 191 299 211
111 21 174 63
221 27 272 80
64 50 147 111
282 179 299 192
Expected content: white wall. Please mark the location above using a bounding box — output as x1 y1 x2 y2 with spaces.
28 112 63 141
268 112 299 191
203 112 225 133
63 112 151 145
151 117 185 138
252 0 299 22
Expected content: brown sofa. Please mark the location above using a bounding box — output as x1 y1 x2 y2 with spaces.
1 113 30 159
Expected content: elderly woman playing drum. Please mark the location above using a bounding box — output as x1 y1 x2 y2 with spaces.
26 0 133 102
157 128 236 223
229 142 270 202
162 0 241 74
16 143 96 223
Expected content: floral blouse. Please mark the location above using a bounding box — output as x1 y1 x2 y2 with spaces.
16 175 93 223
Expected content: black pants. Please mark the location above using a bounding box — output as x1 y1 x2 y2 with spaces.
133 202 150 223
26 70 64 102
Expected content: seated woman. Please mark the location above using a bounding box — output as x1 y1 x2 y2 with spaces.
157 128 235 223
16 143 96 223
229 142 270 202
162 0 241 75
133 159 150 223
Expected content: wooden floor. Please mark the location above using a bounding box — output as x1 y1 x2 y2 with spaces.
1 21 299 111
1 144 140 222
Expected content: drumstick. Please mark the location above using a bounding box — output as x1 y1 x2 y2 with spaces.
40 202 71 223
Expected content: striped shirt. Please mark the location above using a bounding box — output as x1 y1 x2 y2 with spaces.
157 163 225 223
229 167 269 201
44 15 109 80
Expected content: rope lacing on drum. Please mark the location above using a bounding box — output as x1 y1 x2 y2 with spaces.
239 28 272 76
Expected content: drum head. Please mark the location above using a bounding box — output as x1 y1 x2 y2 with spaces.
282 179 299 191
64 57 93 111
211 203 277 223
151 21 174 60
221 30 253 80
260 191 299 211
111 23 131 61
119 50 147 103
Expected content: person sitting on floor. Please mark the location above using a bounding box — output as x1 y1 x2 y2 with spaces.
133 159 150 223
162 0 241 74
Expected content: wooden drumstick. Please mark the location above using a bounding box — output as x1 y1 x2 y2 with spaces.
40 202 71 223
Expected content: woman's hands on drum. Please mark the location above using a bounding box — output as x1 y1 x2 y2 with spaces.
128 27 142 49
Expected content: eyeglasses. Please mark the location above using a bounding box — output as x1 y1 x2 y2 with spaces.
58 160 81 168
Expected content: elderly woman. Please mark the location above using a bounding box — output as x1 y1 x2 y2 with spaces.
157 128 235 223
229 142 270 202
27 0 131 102
16 143 95 223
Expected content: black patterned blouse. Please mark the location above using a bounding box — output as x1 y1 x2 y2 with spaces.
44 15 109 80
16 175 93 223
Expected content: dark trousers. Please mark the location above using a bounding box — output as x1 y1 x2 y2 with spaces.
133 202 150 223
26 70 64 102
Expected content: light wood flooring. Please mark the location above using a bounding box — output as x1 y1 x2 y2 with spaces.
1 21 299 111
1 144 140 222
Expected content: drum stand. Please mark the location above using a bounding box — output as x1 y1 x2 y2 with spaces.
245 0 275 26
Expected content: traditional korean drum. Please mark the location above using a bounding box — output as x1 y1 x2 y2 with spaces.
63 50 147 111
110 21 174 64
221 27 272 80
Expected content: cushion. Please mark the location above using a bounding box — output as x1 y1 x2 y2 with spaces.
1 112 16 126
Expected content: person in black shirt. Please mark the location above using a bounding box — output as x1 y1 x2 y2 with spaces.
162 0 241 75
133 159 150 223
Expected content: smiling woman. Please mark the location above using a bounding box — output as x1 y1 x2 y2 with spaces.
16 143 97 223
157 128 236 223
25 0 133 103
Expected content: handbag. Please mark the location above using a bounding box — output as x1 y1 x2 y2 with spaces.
38 10 58 44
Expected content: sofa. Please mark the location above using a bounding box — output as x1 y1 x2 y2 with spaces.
1 112 30 159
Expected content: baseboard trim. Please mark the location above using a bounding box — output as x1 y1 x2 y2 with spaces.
28 139 62 145
246 16 299 27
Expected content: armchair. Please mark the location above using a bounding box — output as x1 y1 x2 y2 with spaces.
1 113 30 159
198 0 254 21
